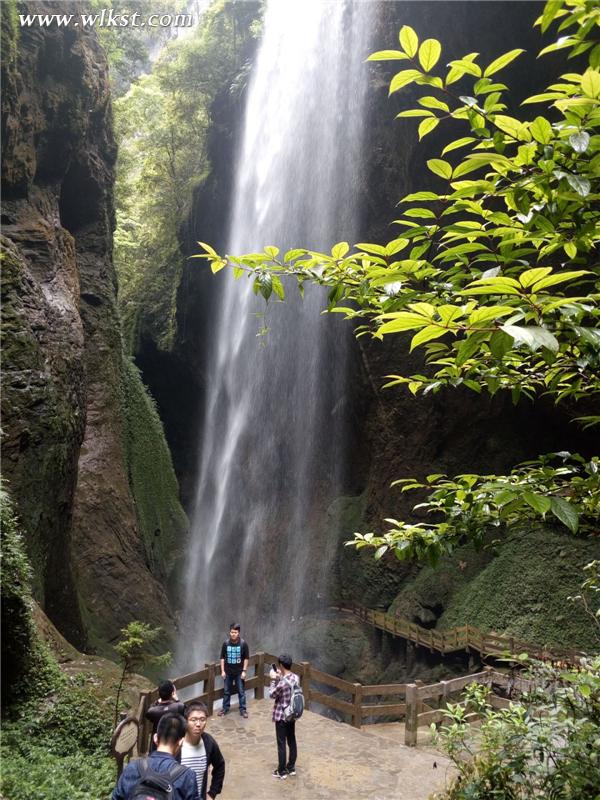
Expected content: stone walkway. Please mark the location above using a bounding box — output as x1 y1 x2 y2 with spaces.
204 700 452 799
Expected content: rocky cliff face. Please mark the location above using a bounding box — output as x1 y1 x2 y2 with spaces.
1 1 177 651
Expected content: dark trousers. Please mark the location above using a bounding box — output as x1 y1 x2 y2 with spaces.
223 672 246 713
275 719 297 774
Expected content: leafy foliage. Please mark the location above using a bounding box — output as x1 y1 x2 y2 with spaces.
1 671 115 799
352 453 599 565
195 0 600 561
433 657 600 800
0 745 114 800
0 486 61 707
91 0 188 96
113 0 261 351
113 621 170 725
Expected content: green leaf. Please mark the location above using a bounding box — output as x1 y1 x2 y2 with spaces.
419 39 442 71
396 109 435 118
522 92 565 104
447 59 482 78
377 312 430 334
419 96 450 111
566 174 591 197
442 136 475 155
367 50 410 61
484 48 525 77
198 241 218 257
451 159 487 179
523 491 552 515
284 248 306 261
569 131 590 153
419 117 440 139
550 497 579 533
530 116 553 144
489 330 513 360
399 25 419 58
410 325 447 350
271 275 285 300
494 115 529 140
210 259 227 274
403 207 437 218
389 69 423 95
581 68 600 99
539 37 576 57
401 191 439 202
519 267 552 288
456 334 484 365
331 242 349 259
427 158 453 179
501 325 559 353
264 245 279 259
532 270 590 291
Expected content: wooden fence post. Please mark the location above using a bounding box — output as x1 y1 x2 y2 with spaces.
256 653 265 700
136 692 150 754
405 683 418 746
300 662 311 710
205 662 216 715
440 680 450 712
352 683 363 729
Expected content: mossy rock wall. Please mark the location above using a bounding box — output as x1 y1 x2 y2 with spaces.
1 1 186 653
389 526 599 652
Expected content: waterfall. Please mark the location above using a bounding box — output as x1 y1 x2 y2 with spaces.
179 0 373 669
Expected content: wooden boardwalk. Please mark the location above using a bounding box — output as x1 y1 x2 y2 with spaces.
346 605 585 664
197 698 451 800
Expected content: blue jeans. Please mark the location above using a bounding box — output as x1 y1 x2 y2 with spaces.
223 673 246 713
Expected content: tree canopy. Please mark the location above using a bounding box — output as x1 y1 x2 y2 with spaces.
195 0 600 565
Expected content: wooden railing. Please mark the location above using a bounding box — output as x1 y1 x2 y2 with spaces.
137 653 542 750
404 666 535 745
347 605 585 665
136 651 409 752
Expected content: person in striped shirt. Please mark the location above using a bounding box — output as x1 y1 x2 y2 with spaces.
181 703 225 800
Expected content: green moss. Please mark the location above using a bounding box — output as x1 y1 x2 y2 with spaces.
390 525 600 652
0 0 19 69
121 358 188 579
1 487 61 707
333 494 415 608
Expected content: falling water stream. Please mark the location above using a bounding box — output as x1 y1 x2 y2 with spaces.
179 0 374 669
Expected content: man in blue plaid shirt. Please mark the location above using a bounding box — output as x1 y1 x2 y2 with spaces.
269 654 299 779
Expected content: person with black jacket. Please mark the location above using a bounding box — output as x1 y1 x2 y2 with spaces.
145 680 185 752
218 623 249 718
181 702 225 800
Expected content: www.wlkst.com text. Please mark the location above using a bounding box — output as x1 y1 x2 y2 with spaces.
19 9 194 28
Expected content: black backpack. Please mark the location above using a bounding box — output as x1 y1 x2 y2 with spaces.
130 757 188 800
283 677 305 721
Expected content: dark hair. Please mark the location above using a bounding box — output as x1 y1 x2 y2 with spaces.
156 712 186 744
158 680 175 701
229 623 241 631
184 702 208 719
278 653 293 669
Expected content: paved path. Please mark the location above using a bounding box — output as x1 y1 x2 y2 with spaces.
204 700 452 799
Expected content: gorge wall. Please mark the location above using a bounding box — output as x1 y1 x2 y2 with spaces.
1 1 185 653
